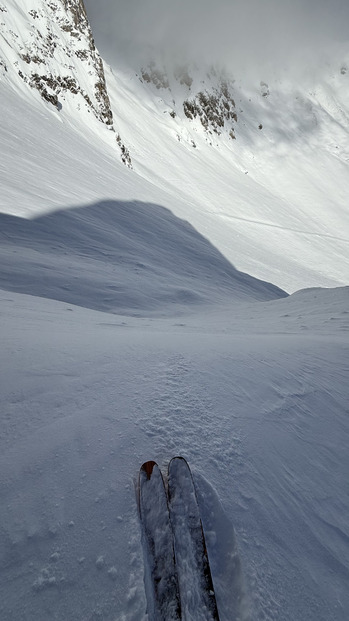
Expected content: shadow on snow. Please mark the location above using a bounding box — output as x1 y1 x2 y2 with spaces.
0 199 287 316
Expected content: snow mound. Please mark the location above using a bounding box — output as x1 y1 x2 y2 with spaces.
0 200 286 316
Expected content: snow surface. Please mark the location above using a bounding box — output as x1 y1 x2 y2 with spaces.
1 5 349 620
1 287 349 621
1 47 349 293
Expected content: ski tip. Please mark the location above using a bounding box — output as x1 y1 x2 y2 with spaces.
140 460 158 480
169 455 190 468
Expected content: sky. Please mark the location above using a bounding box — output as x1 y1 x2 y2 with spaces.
84 0 349 79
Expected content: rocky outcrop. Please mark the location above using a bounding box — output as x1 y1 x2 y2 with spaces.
141 61 169 90
0 0 132 166
1 1 112 123
139 60 237 141
183 81 237 139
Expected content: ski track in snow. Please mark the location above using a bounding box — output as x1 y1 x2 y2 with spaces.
137 353 232 466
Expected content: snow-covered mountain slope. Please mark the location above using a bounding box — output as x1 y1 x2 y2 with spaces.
104 58 349 293
0 0 115 122
1 3 349 621
0 0 131 162
1 0 349 293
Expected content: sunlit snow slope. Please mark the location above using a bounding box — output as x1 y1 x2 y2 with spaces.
103 59 349 293
1 0 349 292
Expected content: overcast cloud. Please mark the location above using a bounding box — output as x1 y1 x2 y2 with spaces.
84 0 349 79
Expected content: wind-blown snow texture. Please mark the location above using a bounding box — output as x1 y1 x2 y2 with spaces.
1 1 349 620
1 288 349 621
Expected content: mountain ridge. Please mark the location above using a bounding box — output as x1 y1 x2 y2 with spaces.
0 0 132 163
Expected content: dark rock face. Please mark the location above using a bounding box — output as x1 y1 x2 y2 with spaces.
141 61 170 90
183 81 237 139
0 0 132 165
116 134 132 168
12 0 112 125
139 60 237 141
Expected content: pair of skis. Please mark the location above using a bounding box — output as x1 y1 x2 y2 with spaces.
139 456 220 621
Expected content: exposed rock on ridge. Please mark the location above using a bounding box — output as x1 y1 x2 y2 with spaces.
139 61 238 142
1 0 111 122
183 81 237 139
0 0 132 167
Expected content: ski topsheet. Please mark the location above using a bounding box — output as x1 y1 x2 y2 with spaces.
168 456 220 621
139 461 181 621
139 457 219 620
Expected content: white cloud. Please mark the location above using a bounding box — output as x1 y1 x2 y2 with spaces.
84 0 349 79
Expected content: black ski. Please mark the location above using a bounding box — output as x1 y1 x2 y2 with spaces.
168 456 220 620
139 460 181 621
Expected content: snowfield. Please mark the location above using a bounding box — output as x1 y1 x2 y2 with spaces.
1 4 349 619
1 287 349 621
